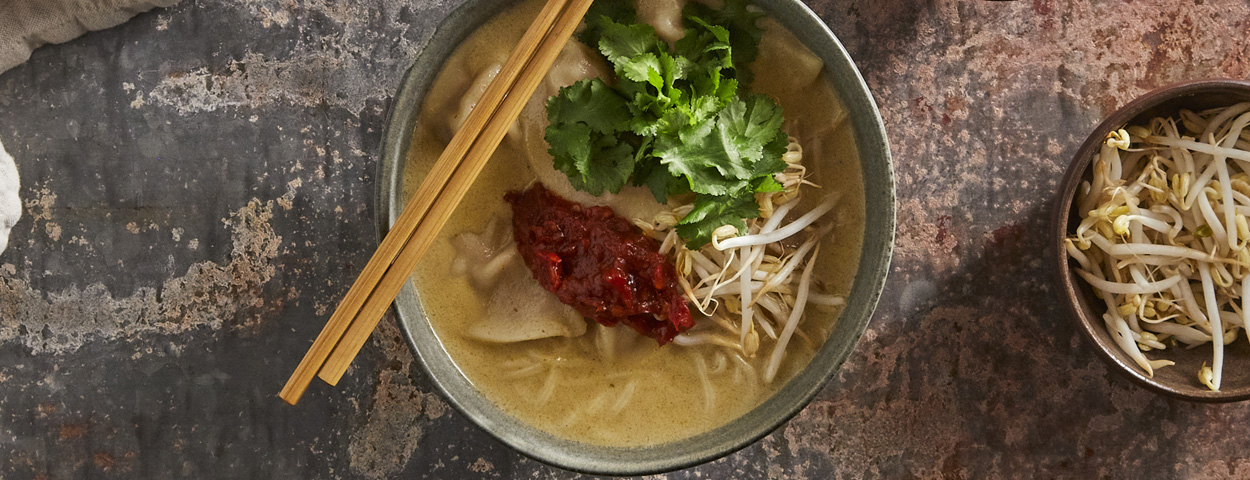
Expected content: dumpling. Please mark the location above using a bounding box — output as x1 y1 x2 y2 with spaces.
467 271 589 343
451 63 523 141
637 0 687 44
450 214 514 290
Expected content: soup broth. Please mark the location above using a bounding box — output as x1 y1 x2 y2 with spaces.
403 0 864 446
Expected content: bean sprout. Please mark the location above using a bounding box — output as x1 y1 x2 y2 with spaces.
1070 105 1250 390
639 137 846 383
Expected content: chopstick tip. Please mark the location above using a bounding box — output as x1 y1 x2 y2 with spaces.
317 364 346 386
279 376 310 405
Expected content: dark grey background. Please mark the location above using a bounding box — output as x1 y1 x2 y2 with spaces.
0 0 1247 478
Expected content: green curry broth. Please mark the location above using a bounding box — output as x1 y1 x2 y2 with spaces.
401 0 865 446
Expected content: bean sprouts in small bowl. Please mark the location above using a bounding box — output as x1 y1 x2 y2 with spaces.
1054 79 1250 402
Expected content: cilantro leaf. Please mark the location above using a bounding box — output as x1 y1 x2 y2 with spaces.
682 94 725 126
579 0 636 49
655 119 753 194
546 122 592 177
546 1 783 246
754 138 789 178
723 94 785 157
715 94 785 178
753 175 784 193
632 154 673 203
674 16 735 98
630 104 687 138
545 122 637 196
684 0 765 86
598 20 663 67
545 79 636 195
654 95 785 193
619 52 662 85
576 135 637 195
545 78 631 134
675 193 761 249
617 50 686 114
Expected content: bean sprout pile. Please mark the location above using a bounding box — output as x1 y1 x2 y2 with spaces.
1068 103 1250 391
635 137 845 383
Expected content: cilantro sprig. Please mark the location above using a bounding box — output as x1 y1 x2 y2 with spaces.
545 0 784 248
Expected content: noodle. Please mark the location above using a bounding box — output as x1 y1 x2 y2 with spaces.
405 0 864 446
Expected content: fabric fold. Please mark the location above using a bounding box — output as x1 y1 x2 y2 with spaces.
0 0 180 75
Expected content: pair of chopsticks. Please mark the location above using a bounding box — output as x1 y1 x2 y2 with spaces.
279 0 596 405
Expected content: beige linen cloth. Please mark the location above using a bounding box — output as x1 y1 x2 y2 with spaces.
0 139 19 254
0 0 179 75
0 0 177 253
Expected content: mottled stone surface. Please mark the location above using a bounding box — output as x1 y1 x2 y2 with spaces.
1 0 1249 478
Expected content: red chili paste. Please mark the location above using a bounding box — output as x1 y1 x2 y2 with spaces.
505 183 694 344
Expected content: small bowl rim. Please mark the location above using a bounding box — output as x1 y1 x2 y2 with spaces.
375 0 896 474
1052 78 1250 403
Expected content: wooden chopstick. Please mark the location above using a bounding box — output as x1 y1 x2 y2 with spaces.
278 0 591 405
316 0 597 386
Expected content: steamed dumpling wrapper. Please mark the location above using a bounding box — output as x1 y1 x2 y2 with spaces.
451 215 587 343
467 270 588 343
636 0 687 44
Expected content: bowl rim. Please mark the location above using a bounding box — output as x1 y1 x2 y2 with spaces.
376 0 896 473
1051 78 1250 403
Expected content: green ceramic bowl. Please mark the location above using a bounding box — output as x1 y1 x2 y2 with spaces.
377 0 895 474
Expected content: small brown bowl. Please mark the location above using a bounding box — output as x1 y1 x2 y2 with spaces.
1053 78 1250 402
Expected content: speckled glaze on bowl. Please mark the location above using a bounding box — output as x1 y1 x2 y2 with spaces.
376 0 895 474
1053 79 1250 403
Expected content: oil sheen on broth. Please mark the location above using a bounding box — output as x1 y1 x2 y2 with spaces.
403 0 865 447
